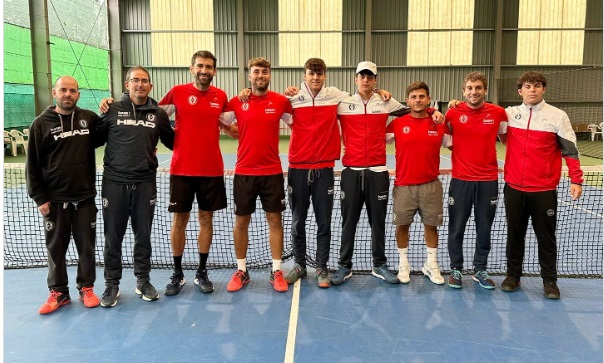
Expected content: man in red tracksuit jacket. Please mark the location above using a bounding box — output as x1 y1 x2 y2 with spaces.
281 58 350 288
331 61 406 286
502 71 583 300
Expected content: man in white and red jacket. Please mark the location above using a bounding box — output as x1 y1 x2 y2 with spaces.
282 58 349 288
502 71 583 300
332 61 421 286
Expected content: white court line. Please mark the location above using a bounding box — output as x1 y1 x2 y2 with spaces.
158 157 171 165
559 199 603 219
284 278 301 363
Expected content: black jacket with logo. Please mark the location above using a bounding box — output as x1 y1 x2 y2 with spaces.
97 93 174 183
26 106 101 206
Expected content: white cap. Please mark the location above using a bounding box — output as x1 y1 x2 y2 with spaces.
355 61 377 75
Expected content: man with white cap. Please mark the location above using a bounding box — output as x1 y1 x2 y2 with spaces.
332 61 443 285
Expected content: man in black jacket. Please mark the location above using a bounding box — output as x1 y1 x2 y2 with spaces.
96 66 175 307
26 76 101 314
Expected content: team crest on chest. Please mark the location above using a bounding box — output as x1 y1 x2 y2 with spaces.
298 95 305 102
515 114 521 120
79 119 88 128
348 104 355 110
403 126 411 134
459 115 468 124
188 95 198 105
241 102 250 111
146 113 155 121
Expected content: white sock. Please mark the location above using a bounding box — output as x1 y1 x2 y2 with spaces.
272 259 281 272
398 248 409 267
237 258 247 272
426 247 438 267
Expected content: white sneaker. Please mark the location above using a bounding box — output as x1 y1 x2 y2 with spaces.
397 264 410 284
422 262 445 285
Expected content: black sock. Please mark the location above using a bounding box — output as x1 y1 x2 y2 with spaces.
173 255 183 272
198 252 209 272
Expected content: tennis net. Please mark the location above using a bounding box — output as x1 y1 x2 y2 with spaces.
4 165 602 277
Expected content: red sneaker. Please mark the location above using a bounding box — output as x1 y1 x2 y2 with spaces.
38 290 71 315
79 286 100 308
227 270 250 292
270 270 289 292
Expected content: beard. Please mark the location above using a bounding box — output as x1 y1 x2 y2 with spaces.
56 98 76 112
253 78 270 92
195 72 213 88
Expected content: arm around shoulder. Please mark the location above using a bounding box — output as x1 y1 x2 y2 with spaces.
158 110 175 150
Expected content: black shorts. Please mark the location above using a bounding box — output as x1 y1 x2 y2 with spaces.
233 174 286 215
169 175 227 213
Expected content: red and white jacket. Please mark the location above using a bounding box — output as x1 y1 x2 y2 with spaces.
338 93 404 168
287 83 349 169
504 100 583 192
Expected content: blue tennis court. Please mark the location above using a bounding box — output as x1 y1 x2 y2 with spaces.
4 265 602 362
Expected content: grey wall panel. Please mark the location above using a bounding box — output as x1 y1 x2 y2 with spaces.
473 0 496 29
119 0 150 30
243 0 278 31
499 66 603 103
122 33 152 66
585 0 603 28
214 34 238 68
214 0 237 31
372 67 493 103
146 68 189 99
245 34 279 64
372 0 408 30
501 31 518 66
343 0 366 30
502 0 519 29
371 33 407 66
342 33 365 66
472 31 495 65
583 31 603 65
212 69 240 99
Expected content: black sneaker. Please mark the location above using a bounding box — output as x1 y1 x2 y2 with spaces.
165 271 185 296
194 269 214 293
135 281 159 301
501 276 521 292
100 285 120 308
284 263 307 283
543 281 560 300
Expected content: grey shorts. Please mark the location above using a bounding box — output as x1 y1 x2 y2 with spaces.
392 179 443 226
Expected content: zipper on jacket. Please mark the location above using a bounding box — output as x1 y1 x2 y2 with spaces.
521 107 533 186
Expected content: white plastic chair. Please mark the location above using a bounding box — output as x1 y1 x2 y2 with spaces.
9 129 28 155
587 123 602 141
4 130 17 156
22 128 30 141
